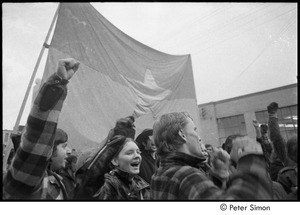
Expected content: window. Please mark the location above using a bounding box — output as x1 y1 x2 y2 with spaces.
217 114 247 145
255 105 297 141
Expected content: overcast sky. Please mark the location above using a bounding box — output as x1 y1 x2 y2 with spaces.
3 2 297 130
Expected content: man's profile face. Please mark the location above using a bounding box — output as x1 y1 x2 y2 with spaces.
51 143 68 171
182 117 207 159
143 135 157 152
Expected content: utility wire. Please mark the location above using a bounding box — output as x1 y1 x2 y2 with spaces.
221 11 296 90
190 5 296 56
160 4 295 54
151 3 233 47
157 3 272 52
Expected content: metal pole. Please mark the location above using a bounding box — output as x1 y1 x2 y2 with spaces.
13 3 60 133
3 3 60 171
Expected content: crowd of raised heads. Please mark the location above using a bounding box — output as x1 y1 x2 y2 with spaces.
2 58 297 200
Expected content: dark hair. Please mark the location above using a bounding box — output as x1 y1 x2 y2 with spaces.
11 133 22 151
223 134 244 154
65 155 78 169
66 155 78 163
136 129 153 153
260 124 268 134
52 128 68 154
205 144 212 148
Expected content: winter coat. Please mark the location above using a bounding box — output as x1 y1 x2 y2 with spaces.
151 151 272 200
59 168 77 199
138 152 158 184
3 73 69 200
93 168 150 200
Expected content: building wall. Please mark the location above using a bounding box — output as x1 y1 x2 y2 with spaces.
198 84 297 147
3 130 13 147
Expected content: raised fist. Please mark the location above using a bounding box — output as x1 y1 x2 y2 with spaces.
210 148 231 179
267 102 278 115
106 135 127 149
57 58 80 81
113 116 136 139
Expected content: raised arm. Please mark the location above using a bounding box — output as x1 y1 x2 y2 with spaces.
3 58 79 198
267 102 287 164
252 119 262 140
74 116 135 200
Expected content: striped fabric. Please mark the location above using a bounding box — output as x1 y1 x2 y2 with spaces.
151 152 273 200
3 73 68 200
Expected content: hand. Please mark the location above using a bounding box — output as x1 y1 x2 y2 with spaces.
230 136 263 163
105 116 136 146
267 102 278 115
112 116 136 139
86 135 126 170
252 119 259 128
106 135 127 148
57 58 80 81
210 148 231 179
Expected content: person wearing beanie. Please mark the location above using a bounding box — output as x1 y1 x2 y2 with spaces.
3 58 80 200
74 117 150 200
135 128 158 184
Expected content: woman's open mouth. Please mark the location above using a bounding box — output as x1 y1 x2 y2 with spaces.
130 161 140 168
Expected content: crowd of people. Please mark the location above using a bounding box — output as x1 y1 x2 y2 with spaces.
2 58 297 200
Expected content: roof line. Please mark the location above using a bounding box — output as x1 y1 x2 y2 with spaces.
198 83 297 107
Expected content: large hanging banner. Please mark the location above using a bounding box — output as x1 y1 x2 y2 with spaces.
41 3 200 153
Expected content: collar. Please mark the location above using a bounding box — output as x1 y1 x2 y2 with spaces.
48 170 63 185
111 168 149 190
161 152 206 169
113 168 134 183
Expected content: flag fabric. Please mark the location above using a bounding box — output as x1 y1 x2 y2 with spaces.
41 3 200 153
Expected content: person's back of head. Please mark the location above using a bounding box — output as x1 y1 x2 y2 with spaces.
153 112 191 159
286 134 297 163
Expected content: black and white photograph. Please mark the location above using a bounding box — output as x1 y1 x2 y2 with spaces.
2 2 298 212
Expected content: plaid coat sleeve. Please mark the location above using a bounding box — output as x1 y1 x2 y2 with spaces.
3 73 68 198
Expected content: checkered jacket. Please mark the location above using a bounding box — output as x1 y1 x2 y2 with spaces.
151 152 273 200
3 73 69 200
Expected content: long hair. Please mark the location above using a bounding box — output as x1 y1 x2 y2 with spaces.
153 112 192 159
